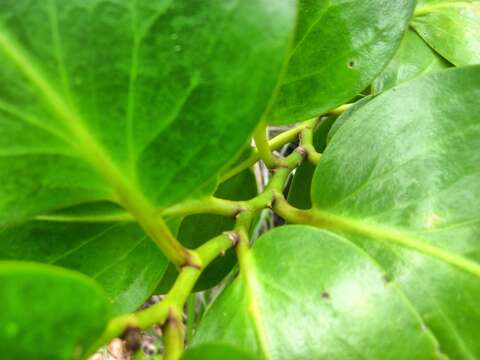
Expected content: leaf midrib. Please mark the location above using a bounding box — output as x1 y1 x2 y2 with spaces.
238 248 272 360
0 26 152 216
242 229 444 359
308 208 480 279
331 230 450 359
345 223 472 359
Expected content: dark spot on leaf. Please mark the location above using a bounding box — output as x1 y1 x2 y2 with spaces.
348 60 355 68
321 291 330 300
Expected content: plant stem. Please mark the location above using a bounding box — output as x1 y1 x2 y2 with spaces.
126 200 194 268
195 232 237 264
326 103 352 116
220 120 313 183
304 148 321 165
300 119 321 165
253 123 280 168
162 147 305 220
162 307 184 360
88 122 321 356
273 195 480 279
88 234 234 355
162 196 243 219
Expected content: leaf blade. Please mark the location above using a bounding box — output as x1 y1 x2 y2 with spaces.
372 28 450 94
0 0 296 224
193 226 440 359
0 202 175 315
312 66 480 358
268 0 415 123
0 261 109 360
412 1 480 66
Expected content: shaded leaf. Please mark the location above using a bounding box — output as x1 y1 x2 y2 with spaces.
0 261 109 360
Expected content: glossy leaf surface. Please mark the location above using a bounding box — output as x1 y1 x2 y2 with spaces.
268 0 414 124
194 226 440 359
0 0 295 225
312 66 480 358
412 1 480 66
0 261 108 360
373 29 449 93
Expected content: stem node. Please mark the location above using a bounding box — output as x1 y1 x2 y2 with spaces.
181 250 202 270
225 230 241 247
295 145 307 159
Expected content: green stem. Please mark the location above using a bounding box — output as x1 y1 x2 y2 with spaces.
220 120 313 183
163 196 243 219
162 148 305 220
88 124 312 356
274 196 480 279
303 147 321 165
162 307 184 360
300 120 321 166
129 201 194 268
195 232 237 264
253 123 280 168
88 234 234 354
327 103 352 116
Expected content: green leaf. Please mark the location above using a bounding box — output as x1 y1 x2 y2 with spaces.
0 261 109 360
372 28 450 94
326 96 372 143
312 66 480 358
0 0 296 225
267 0 415 124
0 202 179 315
181 343 257 360
193 226 440 359
157 169 258 293
412 1 480 66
